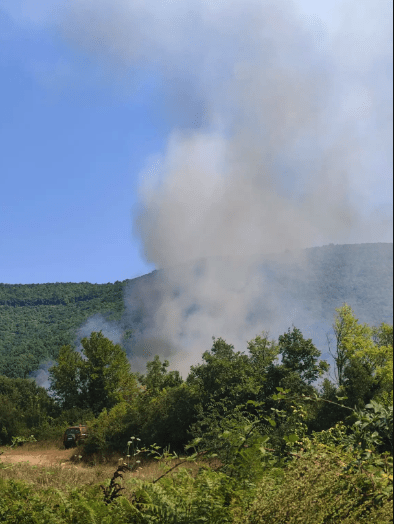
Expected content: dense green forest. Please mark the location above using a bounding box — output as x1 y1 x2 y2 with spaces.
0 279 131 378
0 304 393 522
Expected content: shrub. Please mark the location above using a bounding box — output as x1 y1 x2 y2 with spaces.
240 444 393 524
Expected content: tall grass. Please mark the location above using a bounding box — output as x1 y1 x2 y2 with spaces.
0 438 392 523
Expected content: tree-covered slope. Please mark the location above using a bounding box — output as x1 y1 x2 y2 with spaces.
0 243 392 380
0 280 129 378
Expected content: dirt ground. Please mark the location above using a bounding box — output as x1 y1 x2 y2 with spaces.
0 443 222 484
0 446 83 468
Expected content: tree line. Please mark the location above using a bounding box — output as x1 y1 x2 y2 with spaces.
0 303 391 455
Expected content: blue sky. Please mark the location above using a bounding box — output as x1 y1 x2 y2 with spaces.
0 7 162 283
0 0 392 285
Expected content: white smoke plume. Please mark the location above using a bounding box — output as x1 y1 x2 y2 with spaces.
14 0 391 377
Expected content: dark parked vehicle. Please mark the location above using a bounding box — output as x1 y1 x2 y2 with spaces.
63 425 88 449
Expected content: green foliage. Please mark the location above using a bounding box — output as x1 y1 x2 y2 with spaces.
83 381 199 457
49 331 138 415
187 337 255 407
246 331 280 370
0 377 393 524
10 435 37 448
313 401 393 455
0 269 392 523
240 443 393 524
188 399 275 484
373 322 394 348
1 433 391 524
331 303 374 388
127 467 248 523
187 333 279 412
0 375 60 445
279 326 329 385
0 280 127 379
136 383 199 452
135 355 183 397
260 327 328 411
48 345 85 411
82 402 138 457
0 467 251 524
328 304 393 411
81 331 138 413
307 377 350 432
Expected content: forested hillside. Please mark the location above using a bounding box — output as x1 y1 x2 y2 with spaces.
0 243 392 380
0 280 129 378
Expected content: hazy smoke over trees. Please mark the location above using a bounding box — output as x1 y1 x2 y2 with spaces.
19 0 392 377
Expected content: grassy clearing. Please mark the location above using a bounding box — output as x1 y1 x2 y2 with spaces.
0 441 222 493
0 439 64 453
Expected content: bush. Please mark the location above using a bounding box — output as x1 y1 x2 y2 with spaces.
312 401 393 455
137 384 199 452
82 402 138 460
240 444 393 524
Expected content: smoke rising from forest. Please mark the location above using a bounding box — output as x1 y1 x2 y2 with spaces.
45 0 393 376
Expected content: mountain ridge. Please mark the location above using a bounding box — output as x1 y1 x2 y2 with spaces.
0 242 392 381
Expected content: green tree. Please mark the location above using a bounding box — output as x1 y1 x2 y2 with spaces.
186 336 261 409
262 326 328 401
279 326 329 385
0 376 60 444
329 304 393 408
49 331 138 416
81 331 137 414
370 322 393 406
311 308 393 433
48 344 85 410
255 327 329 445
137 383 199 452
187 333 282 461
247 330 280 373
136 355 183 397
330 303 375 388
373 322 393 348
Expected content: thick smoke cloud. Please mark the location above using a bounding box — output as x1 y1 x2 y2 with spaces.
17 0 392 378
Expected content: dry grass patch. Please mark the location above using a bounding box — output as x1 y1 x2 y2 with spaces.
1 447 223 495
0 438 63 454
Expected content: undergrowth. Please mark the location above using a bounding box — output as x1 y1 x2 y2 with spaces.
0 395 392 523
1 439 392 523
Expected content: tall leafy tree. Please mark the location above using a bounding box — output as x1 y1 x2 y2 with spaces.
247 331 280 372
186 337 259 408
373 322 393 348
136 355 183 397
187 333 278 459
49 331 138 415
311 307 393 432
0 376 60 444
262 326 328 401
259 326 329 439
330 303 375 388
48 344 85 410
370 323 393 406
329 304 393 408
279 326 329 385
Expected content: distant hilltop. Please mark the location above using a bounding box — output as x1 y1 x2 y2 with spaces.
145 242 393 328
